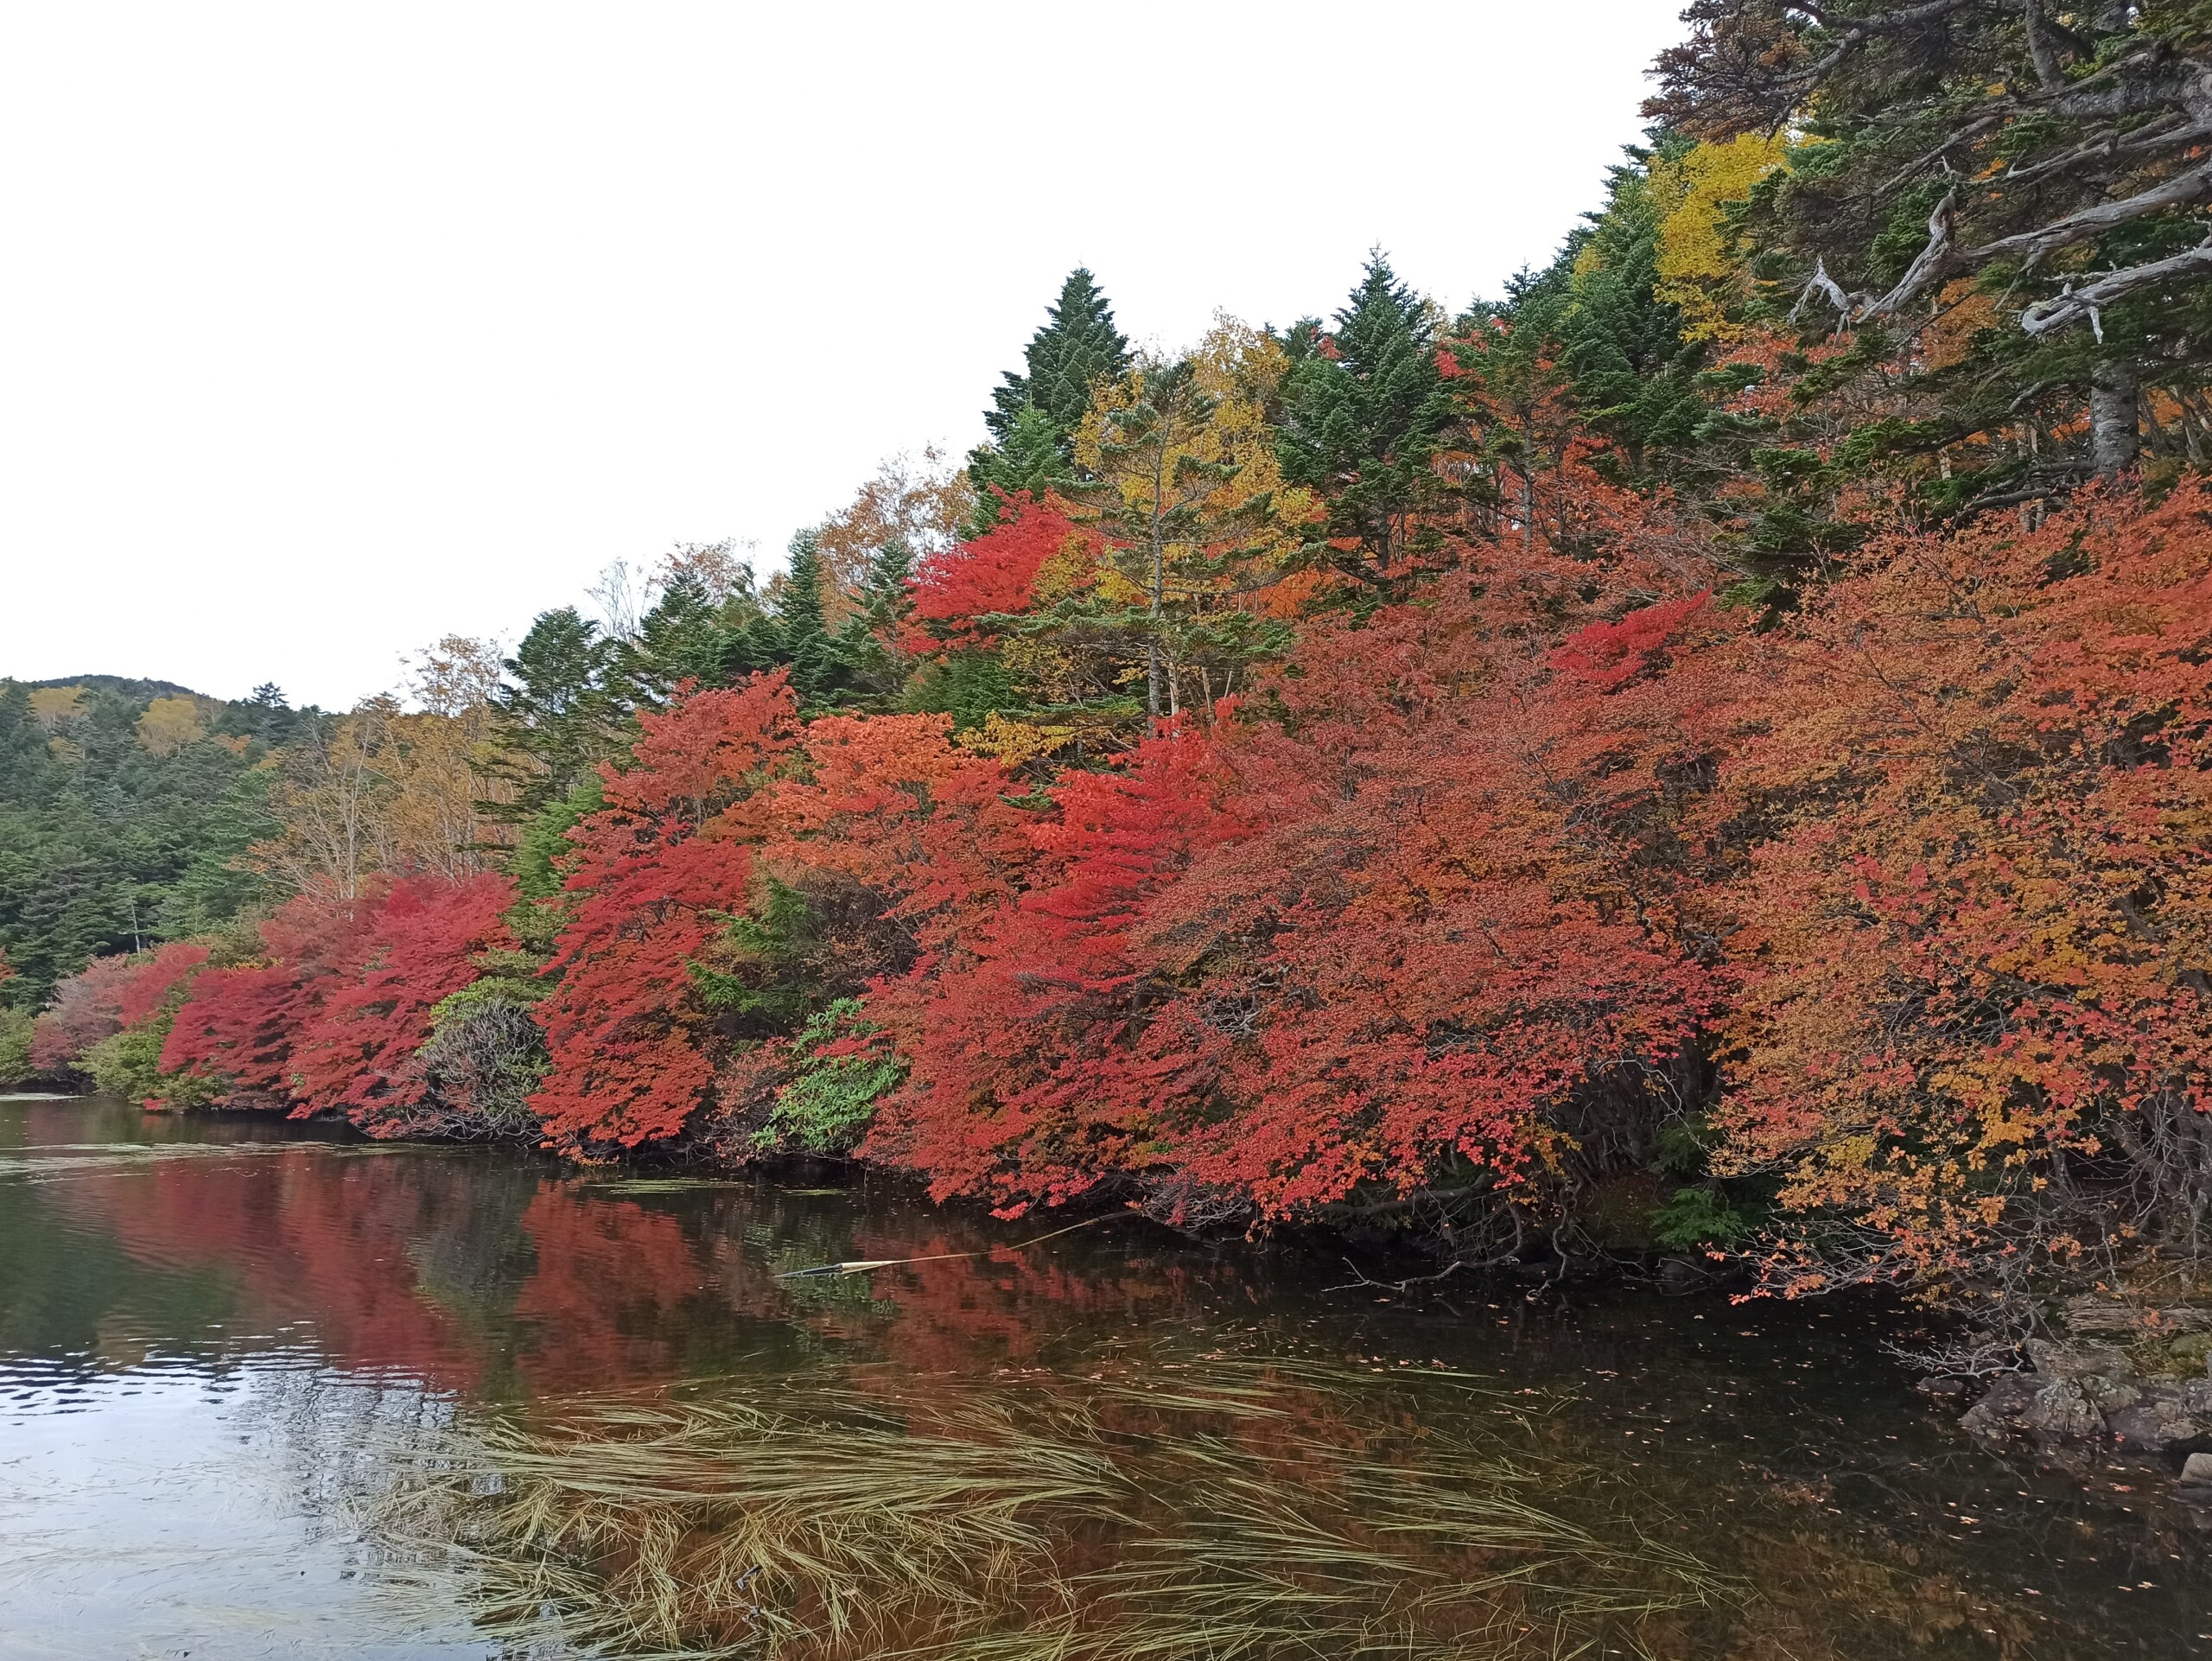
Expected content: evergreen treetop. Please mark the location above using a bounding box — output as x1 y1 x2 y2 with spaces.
983 268 1132 452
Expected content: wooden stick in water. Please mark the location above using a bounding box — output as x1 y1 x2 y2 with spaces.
774 1210 1133 1277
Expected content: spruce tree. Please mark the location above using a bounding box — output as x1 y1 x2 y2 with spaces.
776 531 849 704
836 537 917 702
617 574 741 705
964 404 1072 532
1548 152 1707 474
485 608 620 821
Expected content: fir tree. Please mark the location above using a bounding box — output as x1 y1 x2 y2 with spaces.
1274 253 1453 585
616 574 736 704
969 270 1131 530
484 608 620 822
966 405 1071 531
777 531 851 704
1548 148 1707 474
836 536 917 701
985 268 1131 449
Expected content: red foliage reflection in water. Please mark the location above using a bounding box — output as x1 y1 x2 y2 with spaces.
42 1137 490 1391
509 1186 719 1394
25 1102 1238 1402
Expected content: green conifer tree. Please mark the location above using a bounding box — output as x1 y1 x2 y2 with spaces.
484 608 620 823
776 531 851 705
968 270 1132 530
985 268 1131 448
835 537 917 702
1274 254 1454 586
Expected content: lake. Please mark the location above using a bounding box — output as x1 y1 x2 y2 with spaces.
0 1093 2203 1658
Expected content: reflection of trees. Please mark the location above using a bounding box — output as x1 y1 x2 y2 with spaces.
46 1144 499 1390
13 1125 2200 1659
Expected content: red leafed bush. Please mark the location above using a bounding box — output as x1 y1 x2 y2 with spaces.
162 890 363 1100
856 435 1738 1232
1135 552 1733 1230
162 876 515 1122
861 723 1251 1215
529 674 798 1154
117 942 212 1028
160 963 309 1101
905 494 1086 646
1550 592 1712 691
30 953 142 1071
290 874 517 1132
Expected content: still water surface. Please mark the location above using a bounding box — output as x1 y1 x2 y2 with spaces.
1 1095 2206 1658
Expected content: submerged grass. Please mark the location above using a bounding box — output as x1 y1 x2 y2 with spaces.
375 1354 1738 1660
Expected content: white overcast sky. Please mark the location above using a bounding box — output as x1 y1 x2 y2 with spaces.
2 3 1685 709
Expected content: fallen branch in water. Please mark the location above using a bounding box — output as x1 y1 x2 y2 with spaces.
774 1208 1136 1277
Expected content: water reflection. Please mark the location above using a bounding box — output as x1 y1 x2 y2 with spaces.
0 1094 2206 1658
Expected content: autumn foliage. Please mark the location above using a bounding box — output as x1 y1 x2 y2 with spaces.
157 873 515 1129
24 251 2209 1314
1708 487 2212 1292
905 493 1086 645
529 675 797 1153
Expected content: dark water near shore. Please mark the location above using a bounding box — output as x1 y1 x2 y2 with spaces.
1 1094 2207 1658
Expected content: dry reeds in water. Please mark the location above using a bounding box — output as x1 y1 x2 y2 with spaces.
376 1357 1735 1660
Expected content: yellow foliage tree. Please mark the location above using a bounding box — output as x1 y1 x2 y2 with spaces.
1067 317 1306 718
27 687 83 735
1649 135 1788 342
251 639 513 898
137 695 210 757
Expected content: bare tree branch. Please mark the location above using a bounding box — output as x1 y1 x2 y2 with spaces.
1999 114 2205 188
1789 257 1856 321
1972 160 2212 264
1864 193 1958 318
2020 237 2212 334
1780 0 1984 91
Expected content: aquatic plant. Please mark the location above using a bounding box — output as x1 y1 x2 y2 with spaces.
378 1356 1733 1660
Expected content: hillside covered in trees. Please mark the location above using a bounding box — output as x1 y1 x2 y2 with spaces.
7 2 2210 1320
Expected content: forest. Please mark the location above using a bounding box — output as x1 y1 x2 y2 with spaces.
5 0 2209 1321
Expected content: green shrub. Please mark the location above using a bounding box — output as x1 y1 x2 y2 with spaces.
753 1000 904 1155
82 1017 214 1107
1648 1186 1755 1252
0 1008 31 1086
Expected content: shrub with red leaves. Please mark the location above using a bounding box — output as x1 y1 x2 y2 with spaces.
528 674 798 1154
161 876 516 1124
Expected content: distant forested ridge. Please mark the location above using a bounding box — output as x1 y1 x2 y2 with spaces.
0 679 301 998
9 3 2211 1320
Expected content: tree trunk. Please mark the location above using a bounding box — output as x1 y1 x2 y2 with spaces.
1147 528 1165 722
2089 359 2140 479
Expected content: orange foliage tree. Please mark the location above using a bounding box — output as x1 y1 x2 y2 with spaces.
1705 483 2212 1294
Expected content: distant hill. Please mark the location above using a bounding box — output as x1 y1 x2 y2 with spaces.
21 674 207 702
